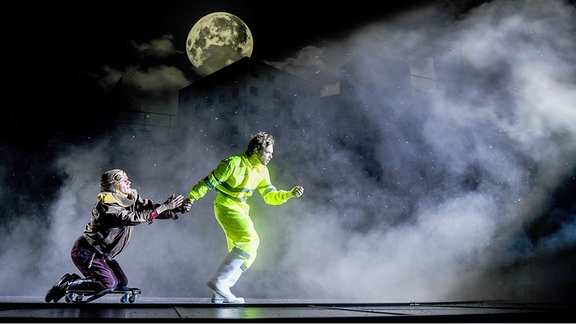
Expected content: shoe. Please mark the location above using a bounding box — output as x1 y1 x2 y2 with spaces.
211 292 224 304
207 250 246 304
44 273 81 303
211 291 245 304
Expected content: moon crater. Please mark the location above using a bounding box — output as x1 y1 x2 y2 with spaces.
186 12 254 76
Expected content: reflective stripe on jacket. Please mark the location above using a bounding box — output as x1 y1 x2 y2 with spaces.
188 153 291 206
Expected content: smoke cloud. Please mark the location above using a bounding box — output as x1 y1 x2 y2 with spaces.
1 0 574 303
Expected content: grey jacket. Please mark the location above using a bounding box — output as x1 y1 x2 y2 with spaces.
82 189 176 260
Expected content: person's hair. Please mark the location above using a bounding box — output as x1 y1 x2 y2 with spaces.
246 131 275 155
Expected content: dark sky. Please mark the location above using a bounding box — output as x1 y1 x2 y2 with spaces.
6 0 483 142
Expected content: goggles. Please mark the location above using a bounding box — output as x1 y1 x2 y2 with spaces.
113 172 127 182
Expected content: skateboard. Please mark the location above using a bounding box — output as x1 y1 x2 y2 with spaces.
65 287 142 304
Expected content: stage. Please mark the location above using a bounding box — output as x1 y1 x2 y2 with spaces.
0 296 573 322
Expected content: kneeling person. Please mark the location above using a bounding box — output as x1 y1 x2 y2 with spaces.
45 169 191 302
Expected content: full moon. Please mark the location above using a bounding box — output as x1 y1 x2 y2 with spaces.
186 12 254 77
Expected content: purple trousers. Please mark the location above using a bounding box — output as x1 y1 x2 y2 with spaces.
70 236 128 290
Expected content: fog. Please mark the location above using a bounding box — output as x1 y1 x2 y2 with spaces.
1 0 575 302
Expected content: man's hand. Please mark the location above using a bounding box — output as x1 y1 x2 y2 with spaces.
179 198 194 213
289 186 304 198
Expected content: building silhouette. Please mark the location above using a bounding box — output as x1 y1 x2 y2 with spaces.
177 57 323 147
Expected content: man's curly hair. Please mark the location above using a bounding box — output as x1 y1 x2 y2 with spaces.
246 131 275 155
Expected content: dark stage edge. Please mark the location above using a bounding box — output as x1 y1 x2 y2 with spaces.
0 296 574 322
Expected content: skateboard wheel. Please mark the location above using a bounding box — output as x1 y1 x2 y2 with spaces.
129 294 136 303
121 294 128 303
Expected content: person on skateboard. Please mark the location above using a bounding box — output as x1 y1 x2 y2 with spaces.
45 169 192 303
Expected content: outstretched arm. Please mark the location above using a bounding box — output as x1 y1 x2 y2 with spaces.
148 194 185 222
155 194 185 214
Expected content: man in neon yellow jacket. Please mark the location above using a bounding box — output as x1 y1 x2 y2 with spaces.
185 131 304 304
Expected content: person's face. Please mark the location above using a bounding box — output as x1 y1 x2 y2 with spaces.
256 144 274 165
115 172 132 195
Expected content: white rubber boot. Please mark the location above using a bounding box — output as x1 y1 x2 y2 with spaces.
207 251 246 304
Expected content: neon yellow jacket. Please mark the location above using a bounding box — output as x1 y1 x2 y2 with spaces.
188 153 291 205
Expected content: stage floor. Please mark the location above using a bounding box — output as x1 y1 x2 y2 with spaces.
0 296 573 322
